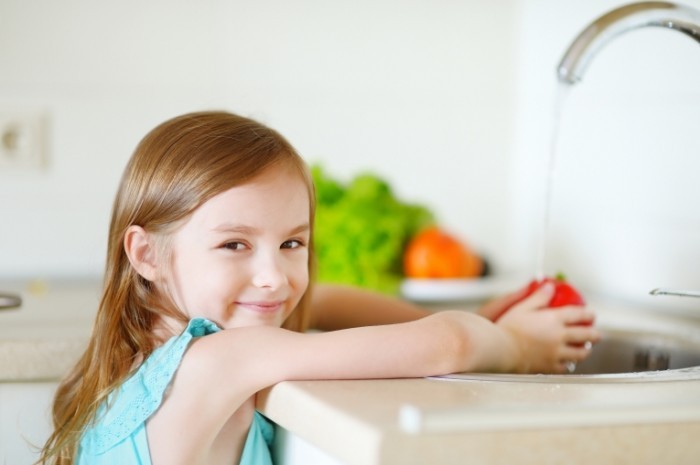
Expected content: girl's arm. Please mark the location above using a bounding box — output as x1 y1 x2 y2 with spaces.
148 284 599 462
308 283 530 330
148 307 520 463
195 283 598 393
309 284 431 330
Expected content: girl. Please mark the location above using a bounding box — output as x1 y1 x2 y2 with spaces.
38 111 599 465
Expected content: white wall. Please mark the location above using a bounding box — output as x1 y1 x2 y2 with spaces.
510 0 700 311
0 0 517 279
2 0 700 312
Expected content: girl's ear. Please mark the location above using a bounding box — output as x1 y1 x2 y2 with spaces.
124 225 158 281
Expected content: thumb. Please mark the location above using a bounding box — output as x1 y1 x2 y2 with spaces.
479 286 530 321
515 282 554 311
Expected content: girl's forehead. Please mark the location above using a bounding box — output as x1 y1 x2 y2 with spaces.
188 168 310 228
222 166 309 203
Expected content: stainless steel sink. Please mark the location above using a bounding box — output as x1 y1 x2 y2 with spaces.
574 327 700 374
435 311 700 383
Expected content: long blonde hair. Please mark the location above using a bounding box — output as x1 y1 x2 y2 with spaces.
37 111 316 464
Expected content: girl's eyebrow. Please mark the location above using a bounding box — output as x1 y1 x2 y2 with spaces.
211 223 310 235
289 223 311 235
211 224 259 234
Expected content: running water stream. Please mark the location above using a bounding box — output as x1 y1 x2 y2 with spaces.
534 84 571 281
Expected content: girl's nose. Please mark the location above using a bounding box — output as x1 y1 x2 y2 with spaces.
251 252 288 289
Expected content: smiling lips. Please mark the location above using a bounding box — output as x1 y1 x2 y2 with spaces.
236 301 284 314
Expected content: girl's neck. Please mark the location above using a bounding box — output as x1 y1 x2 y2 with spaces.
152 314 187 343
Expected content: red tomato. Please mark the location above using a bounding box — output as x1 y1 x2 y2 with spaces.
495 273 587 322
497 274 591 350
403 227 483 279
525 274 585 308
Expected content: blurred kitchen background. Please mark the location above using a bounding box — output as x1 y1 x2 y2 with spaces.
1 0 699 310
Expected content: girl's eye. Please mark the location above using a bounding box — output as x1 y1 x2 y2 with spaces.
222 241 248 251
281 239 304 249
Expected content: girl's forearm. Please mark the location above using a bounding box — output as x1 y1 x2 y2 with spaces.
309 284 431 331
299 310 519 380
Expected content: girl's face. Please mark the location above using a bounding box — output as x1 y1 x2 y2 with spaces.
163 163 311 329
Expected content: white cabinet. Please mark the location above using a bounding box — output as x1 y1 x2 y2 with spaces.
273 427 345 465
0 382 57 465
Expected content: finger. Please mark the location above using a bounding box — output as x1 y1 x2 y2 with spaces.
560 344 593 363
558 307 596 326
515 282 555 311
564 326 602 345
479 288 529 321
553 361 573 374
502 285 531 306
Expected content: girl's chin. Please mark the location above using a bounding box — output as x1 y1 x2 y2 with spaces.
224 315 284 329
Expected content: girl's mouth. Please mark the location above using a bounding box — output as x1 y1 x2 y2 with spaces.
236 301 284 314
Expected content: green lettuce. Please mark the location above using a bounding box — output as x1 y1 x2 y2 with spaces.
312 165 434 294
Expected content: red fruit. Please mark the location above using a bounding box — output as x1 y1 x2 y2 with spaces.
533 274 585 308
498 274 591 351
496 273 586 321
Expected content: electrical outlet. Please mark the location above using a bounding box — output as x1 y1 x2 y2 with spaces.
0 112 48 170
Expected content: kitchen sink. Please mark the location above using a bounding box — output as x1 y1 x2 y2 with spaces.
574 328 700 374
435 309 700 383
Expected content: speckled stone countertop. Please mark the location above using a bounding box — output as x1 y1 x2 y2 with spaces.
258 377 700 465
255 298 700 465
0 279 98 381
4 279 700 464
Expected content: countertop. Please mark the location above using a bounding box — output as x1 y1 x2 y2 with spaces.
0 279 98 381
3 279 700 464
257 378 700 465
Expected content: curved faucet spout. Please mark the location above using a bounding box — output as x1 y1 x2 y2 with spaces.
650 288 700 298
558 1 700 84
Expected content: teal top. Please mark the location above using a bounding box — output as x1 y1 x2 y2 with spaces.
77 318 274 465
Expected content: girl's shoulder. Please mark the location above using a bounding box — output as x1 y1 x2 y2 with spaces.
79 318 221 456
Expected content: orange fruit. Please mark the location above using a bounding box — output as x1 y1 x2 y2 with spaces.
403 226 483 279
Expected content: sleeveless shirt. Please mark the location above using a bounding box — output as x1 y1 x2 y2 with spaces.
77 318 274 465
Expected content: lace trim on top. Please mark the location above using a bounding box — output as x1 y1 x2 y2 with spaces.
80 318 221 454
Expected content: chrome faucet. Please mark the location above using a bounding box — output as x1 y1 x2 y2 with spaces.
649 288 700 298
558 1 700 84
557 2 700 299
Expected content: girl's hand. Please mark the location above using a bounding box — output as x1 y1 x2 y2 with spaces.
496 283 601 374
477 286 531 322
